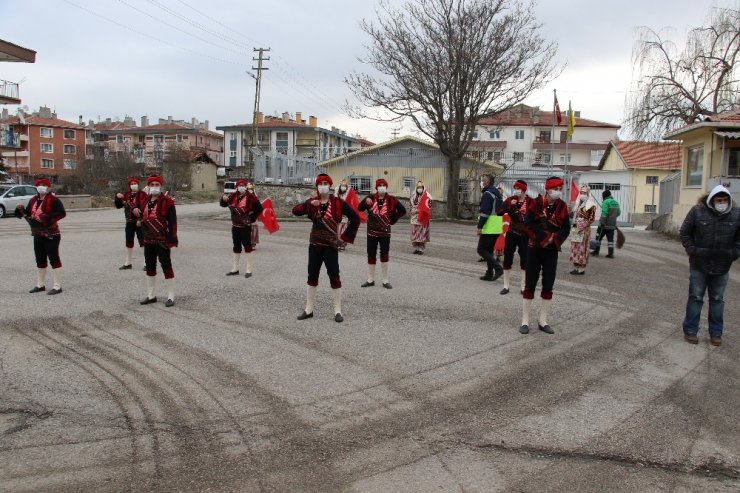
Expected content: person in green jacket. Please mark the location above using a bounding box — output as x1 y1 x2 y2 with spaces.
591 190 620 258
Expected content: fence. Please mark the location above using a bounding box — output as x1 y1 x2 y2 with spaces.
659 172 681 216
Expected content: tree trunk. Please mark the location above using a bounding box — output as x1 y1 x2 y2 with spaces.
445 155 461 218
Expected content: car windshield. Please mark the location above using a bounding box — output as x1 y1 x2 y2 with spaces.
0 186 10 195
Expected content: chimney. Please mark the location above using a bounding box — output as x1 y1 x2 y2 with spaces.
141 116 149 127
255 111 264 124
106 117 112 124
574 111 581 118
205 120 209 130
124 116 135 127
191 117 198 126
309 115 317 128
282 112 290 123
1 108 8 120
167 115 173 123
295 111 302 124
79 115 83 124
38 106 52 119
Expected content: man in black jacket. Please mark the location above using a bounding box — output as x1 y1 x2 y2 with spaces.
679 184 740 346
477 174 504 281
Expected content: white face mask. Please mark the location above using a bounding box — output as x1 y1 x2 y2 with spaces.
317 184 330 194
548 190 562 200
377 186 387 194
416 188 424 194
149 187 161 196
37 185 48 195
130 184 139 192
339 185 347 193
513 189 523 197
579 193 588 201
715 202 729 213
237 186 247 193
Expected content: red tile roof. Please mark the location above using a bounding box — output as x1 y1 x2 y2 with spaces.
706 108 740 122
0 115 84 129
601 141 682 170
477 104 620 129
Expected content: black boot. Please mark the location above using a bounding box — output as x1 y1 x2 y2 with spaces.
480 271 493 281
606 247 614 258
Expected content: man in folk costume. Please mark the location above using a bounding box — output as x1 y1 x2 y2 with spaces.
220 179 263 277
15 178 66 295
139 176 178 307
498 179 530 295
358 178 407 289
569 184 597 275
520 176 571 334
114 176 147 270
292 173 360 322
477 174 504 281
410 180 432 254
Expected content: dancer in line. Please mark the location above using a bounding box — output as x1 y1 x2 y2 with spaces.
499 179 530 294
220 179 263 277
114 176 147 270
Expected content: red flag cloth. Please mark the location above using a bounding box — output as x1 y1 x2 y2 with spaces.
259 198 280 234
346 187 366 223
554 93 563 126
493 213 510 255
417 191 431 225
570 179 579 202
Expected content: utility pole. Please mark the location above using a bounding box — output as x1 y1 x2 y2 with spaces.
249 47 270 180
391 126 401 139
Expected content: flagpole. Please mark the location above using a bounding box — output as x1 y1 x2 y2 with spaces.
551 89 556 171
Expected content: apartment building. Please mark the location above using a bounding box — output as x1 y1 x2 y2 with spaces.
88 115 225 168
468 104 620 169
217 111 371 170
0 106 86 183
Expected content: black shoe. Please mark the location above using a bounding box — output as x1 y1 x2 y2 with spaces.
412 250 420 254
165 299 175 307
570 269 579 275
335 313 343 323
576 270 585 275
491 270 503 282
29 286 46 293
140 297 157 305
538 324 554 334
119 264 132 270
590 251 599 256
244 272 252 278
605 254 614 258
477 257 486 262
519 324 529 334
480 274 494 281
47 288 63 295
226 271 240 276
361 281 375 287
500 288 510 295
297 311 313 320
142 266 147 271
382 282 392 289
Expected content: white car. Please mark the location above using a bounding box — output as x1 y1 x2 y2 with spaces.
0 184 37 218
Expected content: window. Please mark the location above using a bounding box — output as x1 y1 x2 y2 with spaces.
41 143 53 153
493 151 501 161
559 153 572 164
487 151 494 160
644 204 657 213
728 148 740 176
513 152 524 162
471 131 478 139
588 183 604 190
489 130 500 139
64 144 76 154
40 127 53 138
63 129 75 139
515 130 525 140
646 175 658 185
402 176 414 192
116 135 123 143
154 134 164 143
538 130 551 142
276 132 288 153
535 152 551 164
590 149 605 166
41 159 54 169
63 159 76 170
686 145 704 186
139 135 145 143
349 176 372 193
229 150 236 158
176 134 183 142
458 178 470 203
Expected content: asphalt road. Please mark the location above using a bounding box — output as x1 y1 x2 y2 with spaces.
1 203 738 492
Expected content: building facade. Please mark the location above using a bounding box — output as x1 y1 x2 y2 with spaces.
468 104 620 170
0 106 86 184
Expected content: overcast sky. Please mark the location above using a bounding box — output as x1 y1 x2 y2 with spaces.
1 0 735 143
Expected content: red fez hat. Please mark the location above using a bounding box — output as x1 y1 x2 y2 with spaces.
513 179 528 191
375 178 388 188
315 173 333 186
545 176 564 190
235 179 247 187
147 175 164 186
35 178 52 188
127 177 140 186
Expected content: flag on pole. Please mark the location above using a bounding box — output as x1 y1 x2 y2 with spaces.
259 197 280 234
567 100 576 137
553 91 563 126
570 178 579 202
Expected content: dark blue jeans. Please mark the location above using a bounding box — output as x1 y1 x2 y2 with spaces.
682 268 729 337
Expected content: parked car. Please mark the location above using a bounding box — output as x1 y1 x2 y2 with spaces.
0 184 37 218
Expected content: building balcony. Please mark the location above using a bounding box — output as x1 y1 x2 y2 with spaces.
0 149 29 157
0 80 21 105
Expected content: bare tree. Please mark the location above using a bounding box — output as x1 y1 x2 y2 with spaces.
345 0 558 217
625 6 740 140
70 146 142 195
162 143 192 193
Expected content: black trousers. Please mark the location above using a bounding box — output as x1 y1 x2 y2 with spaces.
125 221 143 248
523 247 558 300
307 244 340 288
593 228 614 252
502 231 528 270
34 235 61 269
232 225 253 253
477 234 502 274
144 244 174 278
367 235 390 263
